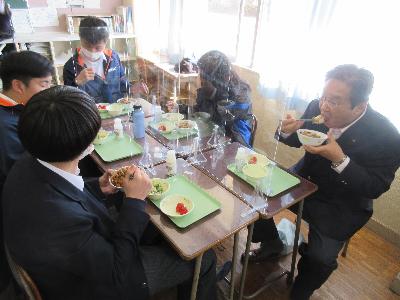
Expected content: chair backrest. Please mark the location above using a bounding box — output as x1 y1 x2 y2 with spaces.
5 246 42 300
249 113 258 147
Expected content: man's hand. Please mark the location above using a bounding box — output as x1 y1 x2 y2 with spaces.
303 132 345 162
99 169 118 195
75 68 95 85
123 166 152 200
166 100 176 112
280 114 304 134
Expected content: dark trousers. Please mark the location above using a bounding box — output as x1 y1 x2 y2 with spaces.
253 216 345 300
140 243 217 300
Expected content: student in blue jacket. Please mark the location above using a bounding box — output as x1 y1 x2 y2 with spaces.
63 16 128 103
168 50 253 147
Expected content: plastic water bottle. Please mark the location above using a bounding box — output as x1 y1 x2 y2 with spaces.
154 105 162 122
151 94 157 116
133 105 145 139
166 150 177 176
113 118 124 139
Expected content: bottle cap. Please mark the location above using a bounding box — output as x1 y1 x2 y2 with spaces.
134 105 142 110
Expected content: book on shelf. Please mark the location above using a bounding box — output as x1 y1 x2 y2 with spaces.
115 6 134 34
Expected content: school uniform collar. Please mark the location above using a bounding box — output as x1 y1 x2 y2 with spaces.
37 159 84 192
0 92 18 107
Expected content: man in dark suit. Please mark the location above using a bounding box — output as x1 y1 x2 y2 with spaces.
2 86 217 300
245 64 400 299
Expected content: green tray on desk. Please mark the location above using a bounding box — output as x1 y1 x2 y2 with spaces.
98 103 132 119
149 122 198 140
227 163 300 197
94 133 143 162
150 175 221 228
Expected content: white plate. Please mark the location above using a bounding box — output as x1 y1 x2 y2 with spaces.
160 194 194 218
242 163 268 179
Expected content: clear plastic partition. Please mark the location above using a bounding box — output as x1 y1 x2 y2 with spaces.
129 0 326 213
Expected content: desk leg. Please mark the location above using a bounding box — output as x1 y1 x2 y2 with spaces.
238 223 254 300
190 253 203 300
229 232 239 300
287 199 304 285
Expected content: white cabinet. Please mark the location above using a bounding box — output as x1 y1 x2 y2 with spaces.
2 32 137 85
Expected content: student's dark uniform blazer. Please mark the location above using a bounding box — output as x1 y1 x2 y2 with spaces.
279 100 400 241
3 156 150 300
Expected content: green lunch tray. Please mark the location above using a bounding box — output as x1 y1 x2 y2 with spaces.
94 133 143 162
227 163 300 197
150 175 221 228
98 103 132 119
149 122 198 140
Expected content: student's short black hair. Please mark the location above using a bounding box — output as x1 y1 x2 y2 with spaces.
0 51 54 91
326 64 374 108
18 86 101 162
79 16 109 45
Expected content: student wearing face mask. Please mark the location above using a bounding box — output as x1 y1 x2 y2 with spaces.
63 17 128 103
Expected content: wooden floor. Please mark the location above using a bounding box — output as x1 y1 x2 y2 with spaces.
152 210 400 300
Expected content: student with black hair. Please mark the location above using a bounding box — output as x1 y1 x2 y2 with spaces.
2 85 218 300
63 16 129 103
0 50 53 295
168 50 253 147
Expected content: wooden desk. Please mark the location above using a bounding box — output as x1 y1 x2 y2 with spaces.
192 142 318 299
91 118 168 172
146 159 258 300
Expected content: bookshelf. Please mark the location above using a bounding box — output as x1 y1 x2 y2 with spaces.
3 32 137 85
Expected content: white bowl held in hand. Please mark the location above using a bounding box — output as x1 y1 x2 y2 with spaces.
160 194 194 218
296 129 327 146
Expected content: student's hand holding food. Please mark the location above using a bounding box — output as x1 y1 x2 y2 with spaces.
281 114 304 134
99 169 118 195
303 132 345 163
123 165 152 200
75 67 95 85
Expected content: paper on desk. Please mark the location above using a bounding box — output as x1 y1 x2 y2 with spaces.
30 7 59 27
11 9 33 33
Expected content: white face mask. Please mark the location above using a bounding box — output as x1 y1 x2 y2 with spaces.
80 48 103 62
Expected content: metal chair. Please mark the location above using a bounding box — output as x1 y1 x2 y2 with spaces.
5 246 42 300
249 114 258 147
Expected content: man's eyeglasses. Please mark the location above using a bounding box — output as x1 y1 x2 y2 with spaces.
319 97 340 108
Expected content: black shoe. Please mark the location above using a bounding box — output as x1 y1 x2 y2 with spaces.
241 239 284 264
216 261 232 281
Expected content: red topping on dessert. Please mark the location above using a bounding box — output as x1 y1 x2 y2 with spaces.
249 156 257 164
176 202 188 215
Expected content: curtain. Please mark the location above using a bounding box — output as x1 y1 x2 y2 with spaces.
254 0 400 129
